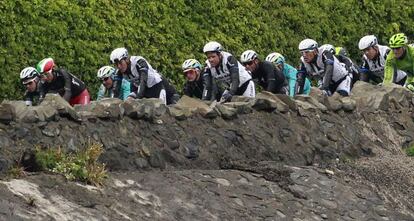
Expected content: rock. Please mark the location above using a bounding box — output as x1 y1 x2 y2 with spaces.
0 102 14 124
167 106 188 120
231 96 255 103
148 151 166 169
184 138 200 159
276 94 297 111
295 95 327 114
216 104 238 119
33 105 58 122
341 97 356 112
174 96 218 118
251 92 289 113
122 98 167 120
323 93 343 111
93 98 124 119
223 102 253 114
40 94 81 121
352 81 413 112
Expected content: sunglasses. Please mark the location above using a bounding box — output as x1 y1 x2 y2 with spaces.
392 47 403 51
242 61 254 66
101 77 110 82
183 69 197 75
23 80 34 86
300 49 315 55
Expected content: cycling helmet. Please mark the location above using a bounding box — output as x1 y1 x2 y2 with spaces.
358 35 378 50
320 44 335 54
97 66 116 79
20 67 39 84
110 47 129 63
182 59 202 72
298 39 318 51
203 41 223 53
389 33 408 48
265 52 285 65
36 58 55 74
240 50 258 63
335 47 348 57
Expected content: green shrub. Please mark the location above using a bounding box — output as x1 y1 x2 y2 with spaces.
0 0 413 101
35 142 107 186
406 145 414 157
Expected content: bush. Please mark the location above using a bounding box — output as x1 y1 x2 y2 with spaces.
406 145 414 157
0 0 413 101
35 143 107 186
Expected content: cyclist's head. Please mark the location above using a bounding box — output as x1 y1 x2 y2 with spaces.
182 59 202 82
203 41 223 54
299 39 318 63
265 52 285 67
389 33 408 48
97 66 116 89
110 48 129 64
240 50 258 64
320 44 335 55
358 35 378 50
204 41 223 68
97 66 116 79
36 58 54 74
20 67 39 92
182 59 202 72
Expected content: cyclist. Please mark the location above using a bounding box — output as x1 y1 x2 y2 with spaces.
36 58 90 106
265 52 311 96
383 33 413 88
203 41 255 102
240 50 288 95
358 35 391 84
297 39 351 96
96 66 131 100
110 47 166 104
20 67 41 106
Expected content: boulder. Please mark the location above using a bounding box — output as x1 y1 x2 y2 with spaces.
215 104 238 119
122 98 167 120
40 94 81 121
251 92 289 113
174 96 218 118
93 98 124 119
223 102 253 114
351 81 413 112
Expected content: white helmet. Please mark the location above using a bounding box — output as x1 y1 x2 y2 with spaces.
240 50 258 63
110 47 128 63
20 67 39 84
97 66 116 79
358 35 378 50
320 44 335 54
298 39 318 51
265 52 285 65
182 59 202 71
203 41 223 53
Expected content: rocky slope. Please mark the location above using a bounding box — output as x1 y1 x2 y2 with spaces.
0 81 413 220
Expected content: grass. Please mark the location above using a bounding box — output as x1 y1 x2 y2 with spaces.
35 142 107 186
406 145 414 157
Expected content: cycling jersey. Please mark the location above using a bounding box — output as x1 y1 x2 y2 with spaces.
251 61 287 94
39 68 87 102
360 45 390 84
97 76 131 100
383 45 414 85
204 51 252 96
124 56 165 103
298 48 351 96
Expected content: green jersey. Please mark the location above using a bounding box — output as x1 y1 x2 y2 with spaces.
383 45 414 85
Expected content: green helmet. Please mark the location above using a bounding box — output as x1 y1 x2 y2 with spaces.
389 33 408 48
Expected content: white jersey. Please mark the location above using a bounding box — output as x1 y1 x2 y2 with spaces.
300 47 349 82
205 51 251 88
361 45 390 77
130 56 162 88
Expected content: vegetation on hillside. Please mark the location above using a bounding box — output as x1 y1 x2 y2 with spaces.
0 0 413 100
